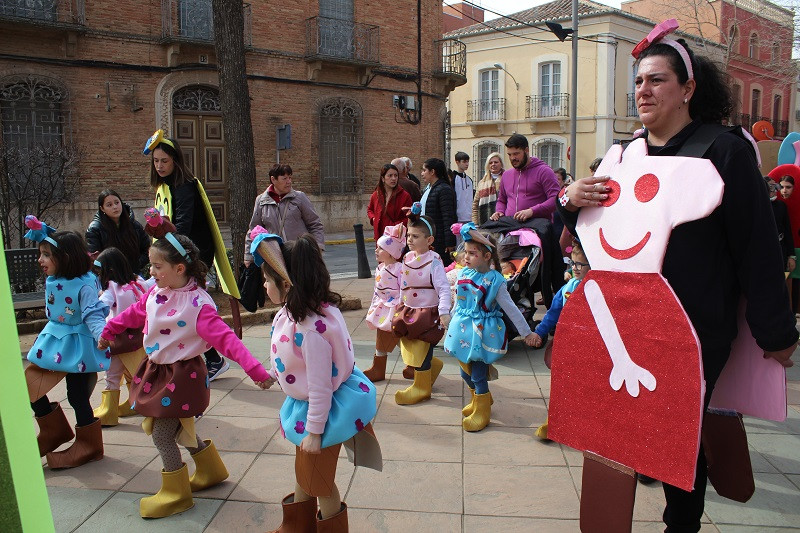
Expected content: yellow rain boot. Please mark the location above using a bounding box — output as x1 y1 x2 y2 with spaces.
93 389 120 427
462 389 476 417
395 368 432 405
140 464 194 518
462 392 492 432
118 380 137 417
430 356 444 386
189 440 229 492
535 418 550 440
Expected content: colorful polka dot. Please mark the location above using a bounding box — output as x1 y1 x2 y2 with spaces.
286 374 296 384
161 397 171 406
177 320 187 327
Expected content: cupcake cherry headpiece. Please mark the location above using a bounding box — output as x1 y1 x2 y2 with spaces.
24 215 58 247
377 222 407 260
452 222 493 249
144 208 191 263
249 226 292 285
142 129 176 155
631 19 693 80
408 202 433 235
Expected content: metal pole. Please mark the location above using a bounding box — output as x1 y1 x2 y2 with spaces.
570 0 578 179
353 224 372 279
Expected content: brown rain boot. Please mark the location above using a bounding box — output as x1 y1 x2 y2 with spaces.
316 502 348 533
402 365 414 379
362 354 387 382
270 493 318 533
46 418 104 469
36 402 75 457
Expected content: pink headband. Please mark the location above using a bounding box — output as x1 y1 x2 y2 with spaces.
632 19 694 81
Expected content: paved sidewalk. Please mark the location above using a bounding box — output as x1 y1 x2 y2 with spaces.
22 276 800 532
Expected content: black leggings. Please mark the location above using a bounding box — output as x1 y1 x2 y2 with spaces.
31 372 97 427
662 344 730 532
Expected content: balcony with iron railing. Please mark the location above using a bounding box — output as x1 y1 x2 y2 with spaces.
305 16 379 65
161 0 252 46
626 93 637 117
467 99 506 122
0 0 84 27
730 113 752 133
525 94 569 119
434 39 466 77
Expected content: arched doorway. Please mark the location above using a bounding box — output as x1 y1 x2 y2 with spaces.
171 85 227 221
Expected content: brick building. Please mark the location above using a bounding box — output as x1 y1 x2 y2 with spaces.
443 2 484 33
0 0 466 242
622 0 798 138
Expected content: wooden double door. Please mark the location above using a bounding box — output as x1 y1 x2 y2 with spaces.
172 114 227 221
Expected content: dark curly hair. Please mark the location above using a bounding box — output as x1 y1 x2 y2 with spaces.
637 39 733 124
150 233 208 288
260 234 341 322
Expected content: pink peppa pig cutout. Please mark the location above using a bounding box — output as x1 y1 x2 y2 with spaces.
549 138 724 491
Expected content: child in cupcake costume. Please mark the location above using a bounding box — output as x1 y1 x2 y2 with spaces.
391 203 452 405
25 216 110 469
251 227 381 533
444 223 538 431
93 247 152 426
99 209 270 519
363 222 406 382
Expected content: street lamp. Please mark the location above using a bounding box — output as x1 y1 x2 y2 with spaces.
546 0 579 178
493 63 520 90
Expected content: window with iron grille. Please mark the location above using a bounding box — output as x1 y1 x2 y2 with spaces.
478 69 500 120
179 0 213 41
473 141 501 177
1 75 68 148
318 0 354 59
0 0 57 21
534 138 562 170
318 97 363 194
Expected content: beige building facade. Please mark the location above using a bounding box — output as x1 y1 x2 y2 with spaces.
445 0 657 178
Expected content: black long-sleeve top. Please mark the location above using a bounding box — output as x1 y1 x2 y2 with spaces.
558 121 798 374
162 176 214 267
424 178 457 266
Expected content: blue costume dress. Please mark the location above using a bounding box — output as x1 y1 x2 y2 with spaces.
444 268 509 364
28 273 110 373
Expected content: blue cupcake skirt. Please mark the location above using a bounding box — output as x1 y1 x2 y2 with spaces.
280 366 377 448
28 321 110 373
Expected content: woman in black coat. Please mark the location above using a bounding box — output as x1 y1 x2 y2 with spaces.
419 158 456 266
86 189 150 271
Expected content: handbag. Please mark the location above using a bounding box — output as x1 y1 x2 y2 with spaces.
238 262 265 313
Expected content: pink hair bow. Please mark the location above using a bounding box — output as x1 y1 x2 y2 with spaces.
631 19 693 80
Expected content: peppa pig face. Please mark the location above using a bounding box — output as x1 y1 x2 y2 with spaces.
576 138 724 273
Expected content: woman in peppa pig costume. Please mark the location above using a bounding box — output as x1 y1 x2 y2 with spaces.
552 19 797 532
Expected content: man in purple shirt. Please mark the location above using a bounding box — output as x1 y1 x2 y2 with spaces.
490 134 560 222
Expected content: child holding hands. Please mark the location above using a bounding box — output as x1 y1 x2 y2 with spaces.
391 203 452 405
93 247 151 426
444 223 538 431
364 222 406 382
25 216 110 469
99 210 270 519
251 227 381 532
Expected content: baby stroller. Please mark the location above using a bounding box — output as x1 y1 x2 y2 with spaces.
480 217 566 338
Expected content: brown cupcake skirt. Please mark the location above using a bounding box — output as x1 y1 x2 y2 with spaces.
295 423 381 497
391 305 444 345
129 356 210 418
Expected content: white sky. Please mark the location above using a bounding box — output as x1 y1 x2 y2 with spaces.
444 0 623 20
